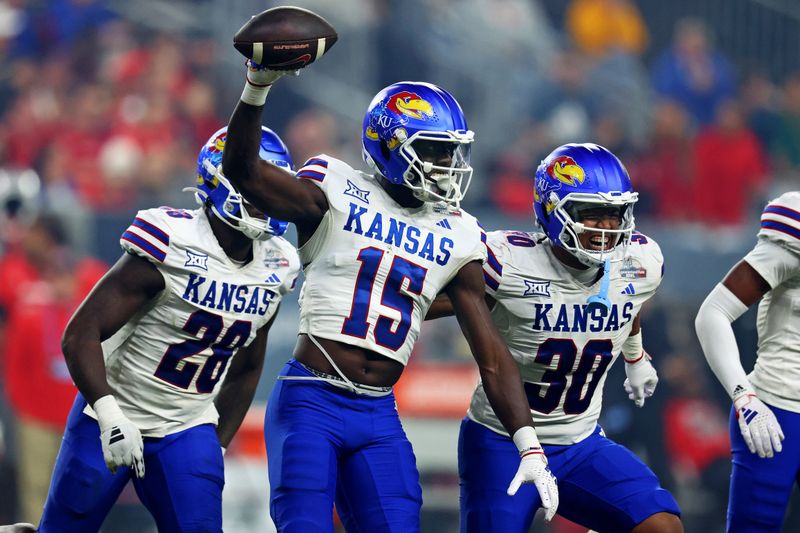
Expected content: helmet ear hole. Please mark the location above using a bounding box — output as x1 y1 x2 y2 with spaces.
379 140 391 160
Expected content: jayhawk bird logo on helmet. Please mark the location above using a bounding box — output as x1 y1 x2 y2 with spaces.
547 156 586 186
386 91 436 120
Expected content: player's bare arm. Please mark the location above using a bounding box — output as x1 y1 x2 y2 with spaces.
215 313 273 449
425 291 495 320
445 260 531 432
62 252 165 405
446 260 559 517
60 251 163 478
223 98 328 238
722 260 771 305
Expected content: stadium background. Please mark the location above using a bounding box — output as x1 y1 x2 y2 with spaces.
0 0 798 531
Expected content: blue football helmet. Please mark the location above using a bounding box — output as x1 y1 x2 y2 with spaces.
533 143 638 267
362 81 474 206
189 126 292 239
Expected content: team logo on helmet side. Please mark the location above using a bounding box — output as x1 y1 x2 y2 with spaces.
365 126 380 141
387 91 435 120
535 175 562 214
547 156 585 186
207 132 226 154
364 95 412 152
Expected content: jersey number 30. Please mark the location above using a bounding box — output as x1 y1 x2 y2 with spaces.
342 247 428 351
526 338 613 414
155 309 252 393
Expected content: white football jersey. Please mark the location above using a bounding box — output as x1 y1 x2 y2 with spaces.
84 207 300 437
295 155 486 366
469 230 663 444
743 191 800 412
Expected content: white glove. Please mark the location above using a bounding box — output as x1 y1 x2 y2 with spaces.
733 391 784 458
623 351 658 408
508 427 559 521
246 60 299 87
94 395 145 478
508 450 559 521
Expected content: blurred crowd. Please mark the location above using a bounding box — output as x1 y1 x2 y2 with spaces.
0 0 798 531
0 0 794 227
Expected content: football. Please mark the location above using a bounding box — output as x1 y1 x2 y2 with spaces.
233 6 337 70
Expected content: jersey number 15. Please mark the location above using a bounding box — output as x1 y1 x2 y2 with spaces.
342 247 428 351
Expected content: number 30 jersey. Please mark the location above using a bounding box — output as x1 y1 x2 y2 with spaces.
85 207 300 437
469 230 663 445
295 155 486 365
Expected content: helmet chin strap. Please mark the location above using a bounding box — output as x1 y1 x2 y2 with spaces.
238 222 270 241
586 258 612 316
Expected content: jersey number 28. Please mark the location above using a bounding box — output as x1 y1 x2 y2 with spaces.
155 309 252 393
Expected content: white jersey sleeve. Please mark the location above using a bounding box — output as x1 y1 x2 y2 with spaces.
468 231 663 445
745 238 800 290
86 207 300 437
743 191 800 412
757 191 800 256
295 154 485 366
121 210 172 264
482 230 538 299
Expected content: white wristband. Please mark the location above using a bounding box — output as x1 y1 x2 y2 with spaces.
93 394 125 432
240 82 271 107
622 331 644 363
512 426 542 454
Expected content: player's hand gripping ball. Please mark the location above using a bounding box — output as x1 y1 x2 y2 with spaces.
233 6 337 71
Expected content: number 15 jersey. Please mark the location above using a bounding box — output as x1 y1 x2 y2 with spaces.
470 230 664 445
296 155 486 366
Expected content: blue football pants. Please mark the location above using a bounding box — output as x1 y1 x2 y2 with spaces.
39 394 224 533
458 417 680 533
727 403 800 532
265 359 422 532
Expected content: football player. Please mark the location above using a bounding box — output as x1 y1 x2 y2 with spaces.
36 127 301 532
218 63 559 531
429 143 683 532
695 192 798 532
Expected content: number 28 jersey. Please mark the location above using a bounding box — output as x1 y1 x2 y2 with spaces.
85 207 300 437
469 230 663 445
296 155 486 366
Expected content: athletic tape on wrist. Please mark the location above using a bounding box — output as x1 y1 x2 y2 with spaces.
241 82 271 107
622 331 644 363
